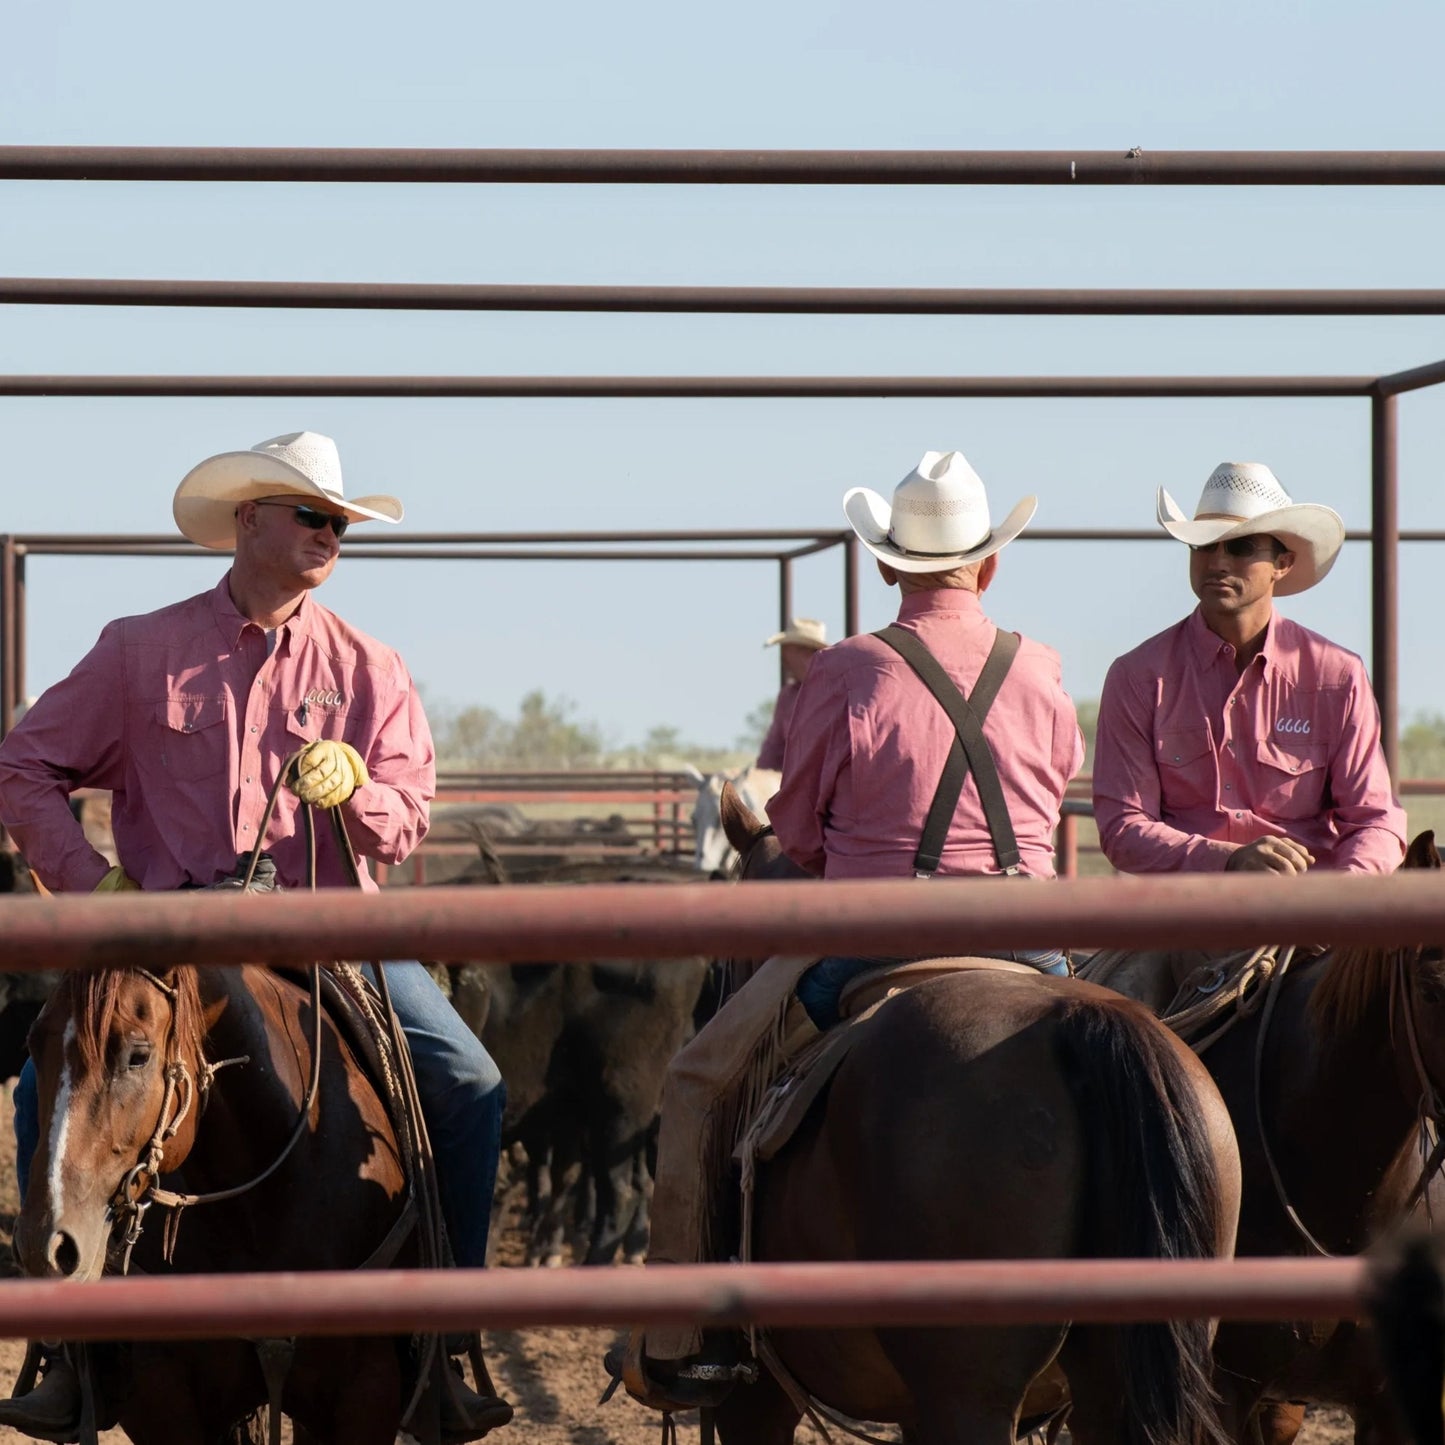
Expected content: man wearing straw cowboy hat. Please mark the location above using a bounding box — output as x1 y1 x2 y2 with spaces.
756 618 828 770
617 451 1084 1412
1088 462 1405 1006
0 432 510 1441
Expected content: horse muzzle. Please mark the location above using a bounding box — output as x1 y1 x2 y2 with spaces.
14 1204 112 1283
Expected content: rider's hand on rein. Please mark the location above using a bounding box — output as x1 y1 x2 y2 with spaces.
286 739 369 810
1225 835 1315 876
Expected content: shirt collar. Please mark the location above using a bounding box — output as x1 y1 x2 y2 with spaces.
897 588 985 621
211 572 315 652
1186 604 1276 675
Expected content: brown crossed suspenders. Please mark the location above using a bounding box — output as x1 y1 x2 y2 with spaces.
871 624 1023 878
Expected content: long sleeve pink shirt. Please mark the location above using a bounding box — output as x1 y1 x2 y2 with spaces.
767 589 1085 879
756 682 800 771
1093 607 1404 875
0 574 434 893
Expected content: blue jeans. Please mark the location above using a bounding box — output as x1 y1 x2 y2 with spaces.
797 949 1071 1031
14 961 504 1271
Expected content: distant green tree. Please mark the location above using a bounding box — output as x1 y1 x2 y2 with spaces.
435 705 505 768
430 691 605 770
736 697 775 752
507 691 606 770
1400 713 1445 781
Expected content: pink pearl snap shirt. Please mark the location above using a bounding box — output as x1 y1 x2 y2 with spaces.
766 589 1085 879
0 575 434 892
1092 607 1404 874
756 682 799 771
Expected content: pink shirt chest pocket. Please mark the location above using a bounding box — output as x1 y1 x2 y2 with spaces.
153 694 230 782
1156 726 1218 813
1253 733 1330 820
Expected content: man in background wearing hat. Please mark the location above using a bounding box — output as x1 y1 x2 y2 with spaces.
756 617 827 770
1089 462 1405 1007
620 452 1083 1412
0 432 509 1441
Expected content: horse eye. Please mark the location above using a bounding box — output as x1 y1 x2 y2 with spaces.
124 1040 153 1071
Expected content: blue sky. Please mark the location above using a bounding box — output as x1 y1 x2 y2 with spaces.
3 0 1445 748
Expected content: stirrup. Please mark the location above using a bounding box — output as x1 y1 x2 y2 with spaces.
601 1329 754 1413
438 1346 513 1443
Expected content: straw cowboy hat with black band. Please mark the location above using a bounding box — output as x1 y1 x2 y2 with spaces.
843 451 1036 574
1156 462 1345 596
174 431 404 551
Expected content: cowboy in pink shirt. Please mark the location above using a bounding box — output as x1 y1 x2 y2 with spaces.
0 432 509 1442
755 617 827 771
1093 462 1404 878
623 453 1084 1413
769 594 1081 880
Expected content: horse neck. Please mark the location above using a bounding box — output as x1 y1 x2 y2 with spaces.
1245 952 1424 1245
182 966 318 1189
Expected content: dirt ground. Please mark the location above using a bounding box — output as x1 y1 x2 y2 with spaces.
0 1079 1352 1445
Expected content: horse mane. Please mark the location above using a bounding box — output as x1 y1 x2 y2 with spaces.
60 966 205 1071
1308 943 1398 1036
1310 830 1441 1035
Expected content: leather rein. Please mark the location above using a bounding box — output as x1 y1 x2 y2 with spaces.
108 751 335 1270
1253 943 1445 1258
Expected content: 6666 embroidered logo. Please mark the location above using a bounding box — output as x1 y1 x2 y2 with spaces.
1275 717 1312 734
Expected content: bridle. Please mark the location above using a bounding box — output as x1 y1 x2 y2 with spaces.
107 966 273 1270
1254 942 1445 1258
1389 946 1445 1216
107 761 332 1271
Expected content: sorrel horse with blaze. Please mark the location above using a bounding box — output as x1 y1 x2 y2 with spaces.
708 786 1243 1445
16 962 417 1444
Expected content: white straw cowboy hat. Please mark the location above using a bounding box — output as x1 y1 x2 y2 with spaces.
843 451 1036 575
1157 462 1345 597
173 431 404 551
764 618 828 650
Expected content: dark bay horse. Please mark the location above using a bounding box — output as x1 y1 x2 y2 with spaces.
1171 831 1445 1442
711 788 1243 1445
16 961 419 1444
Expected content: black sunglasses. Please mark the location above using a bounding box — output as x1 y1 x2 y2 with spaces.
1190 536 1279 560
250 501 349 539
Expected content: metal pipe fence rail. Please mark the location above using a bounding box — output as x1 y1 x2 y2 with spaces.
5 872 1445 973
10 278 1445 314
0 1260 1368 1342
4 146 1445 184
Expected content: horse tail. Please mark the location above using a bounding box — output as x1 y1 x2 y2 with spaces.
1055 995 1232 1445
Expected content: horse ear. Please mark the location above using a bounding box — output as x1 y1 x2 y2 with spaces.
719 781 763 854
1404 830 1440 870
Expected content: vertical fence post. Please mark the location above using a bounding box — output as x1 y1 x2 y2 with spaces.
779 556 794 686
1371 393 1399 784
14 549 25 713
0 535 16 743
844 535 860 637
1056 812 1079 880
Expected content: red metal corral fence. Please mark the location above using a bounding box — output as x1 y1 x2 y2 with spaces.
376 768 702 884
1 873 1442 1339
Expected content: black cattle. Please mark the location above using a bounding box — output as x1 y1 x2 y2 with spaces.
1369 1233 1445 1443
435 838 709 1266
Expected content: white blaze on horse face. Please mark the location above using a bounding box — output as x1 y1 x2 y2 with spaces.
45 1019 77 1219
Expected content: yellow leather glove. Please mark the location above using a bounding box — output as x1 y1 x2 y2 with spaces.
288 739 370 810
93 865 140 892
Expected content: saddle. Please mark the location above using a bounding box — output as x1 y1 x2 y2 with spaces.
1078 944 1293 1051
735 955 1037 1175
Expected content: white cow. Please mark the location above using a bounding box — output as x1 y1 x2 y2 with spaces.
691 764 782 874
